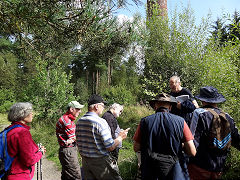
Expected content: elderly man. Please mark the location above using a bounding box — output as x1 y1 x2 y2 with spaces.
102 103 124 160
76 94 130 180
188 86 240 179
133 93 196 180
169 75 199 123
56 101 84 180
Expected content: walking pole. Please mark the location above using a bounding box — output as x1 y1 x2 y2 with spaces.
37 160 39 180
37 143 42 180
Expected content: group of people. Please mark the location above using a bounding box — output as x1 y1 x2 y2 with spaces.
2 75 240 180
133 75 240 180
56 94 129 180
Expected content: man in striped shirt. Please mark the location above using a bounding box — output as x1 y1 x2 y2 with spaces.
76 94 130 180
56 101 84 180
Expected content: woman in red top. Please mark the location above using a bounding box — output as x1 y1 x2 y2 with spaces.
4 102 46 180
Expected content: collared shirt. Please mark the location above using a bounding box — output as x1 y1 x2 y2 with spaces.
76 112 114 158
56 112 76 147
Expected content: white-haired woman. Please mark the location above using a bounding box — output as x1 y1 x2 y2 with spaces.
102 103 124 160
4 102 46 180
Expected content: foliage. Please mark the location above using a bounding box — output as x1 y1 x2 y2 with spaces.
142 5 211 99
223 147 240 179
102 85 136 105
211 11 240 45
23 60 75 125
0 89 15 113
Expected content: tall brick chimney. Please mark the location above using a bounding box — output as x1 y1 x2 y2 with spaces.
147 0 168 17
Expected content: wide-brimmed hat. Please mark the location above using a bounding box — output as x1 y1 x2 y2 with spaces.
68 101 84 109
88 94 107 106
149 93 177 108
195 86 226 103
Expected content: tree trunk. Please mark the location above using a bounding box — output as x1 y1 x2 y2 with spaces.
86 70 89 91
107 58 111 85
92 71 95 94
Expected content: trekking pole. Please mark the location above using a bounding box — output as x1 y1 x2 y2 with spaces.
37 143 43 180
37 160 39 180
40 157 42 180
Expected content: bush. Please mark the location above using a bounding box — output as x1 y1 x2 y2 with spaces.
102 85 137 105
0 89 15 113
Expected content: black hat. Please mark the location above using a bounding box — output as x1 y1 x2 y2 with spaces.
195 86 226 103
149 93 177 108
88 94 107 106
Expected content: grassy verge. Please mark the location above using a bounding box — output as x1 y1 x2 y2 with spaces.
0 113 10 126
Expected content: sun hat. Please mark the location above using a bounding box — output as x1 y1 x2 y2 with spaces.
149 93 177 108
195 86 226 103
88 94 107 106
68 101 84 109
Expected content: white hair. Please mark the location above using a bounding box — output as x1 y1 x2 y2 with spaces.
170 75 180 83
109 103 123 111
8 102 33 122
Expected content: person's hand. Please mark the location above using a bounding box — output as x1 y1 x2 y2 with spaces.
118 128 130 140
39 146 46 155
66 138 75 145
176 102 181 109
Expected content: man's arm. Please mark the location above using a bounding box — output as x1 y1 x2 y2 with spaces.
192 99 199 108
183 140 196 156
182 121 196 156
133 141 140 152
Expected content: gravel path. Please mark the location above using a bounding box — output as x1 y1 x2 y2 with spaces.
33 155 61 180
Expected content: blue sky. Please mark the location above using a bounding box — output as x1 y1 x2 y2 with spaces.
117 0 240 24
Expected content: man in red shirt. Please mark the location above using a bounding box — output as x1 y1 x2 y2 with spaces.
56 101 84 180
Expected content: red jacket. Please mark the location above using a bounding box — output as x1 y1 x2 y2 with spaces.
6 122 42 180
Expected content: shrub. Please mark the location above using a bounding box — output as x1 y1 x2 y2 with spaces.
102 85 137 105
0 89 15 113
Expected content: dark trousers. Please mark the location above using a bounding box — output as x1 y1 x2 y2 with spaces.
59 146 81 180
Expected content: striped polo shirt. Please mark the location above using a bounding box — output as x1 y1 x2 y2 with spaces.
76 112 114 157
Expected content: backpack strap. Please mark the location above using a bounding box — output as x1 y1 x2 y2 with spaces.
3 125 24 163
190 108 207 136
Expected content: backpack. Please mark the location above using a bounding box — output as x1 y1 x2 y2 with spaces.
206 108 231 151
0 124 23 178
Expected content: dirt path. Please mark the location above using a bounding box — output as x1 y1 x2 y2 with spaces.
33 155 61 180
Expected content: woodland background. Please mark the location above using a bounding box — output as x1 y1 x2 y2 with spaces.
0 0 240 179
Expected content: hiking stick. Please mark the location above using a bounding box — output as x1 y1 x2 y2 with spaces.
37 143 42 180
40 157 42 180
37 160 39 180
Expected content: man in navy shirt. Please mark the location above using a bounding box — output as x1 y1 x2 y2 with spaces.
133 93 196 180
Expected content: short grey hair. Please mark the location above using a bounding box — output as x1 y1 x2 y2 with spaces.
8 102 33 122
109 103 123 111
170 75 180 83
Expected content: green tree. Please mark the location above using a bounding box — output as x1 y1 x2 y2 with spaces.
23 59 75 125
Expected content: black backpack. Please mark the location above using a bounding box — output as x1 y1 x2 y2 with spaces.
206 108 231 151
0 124 23 178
